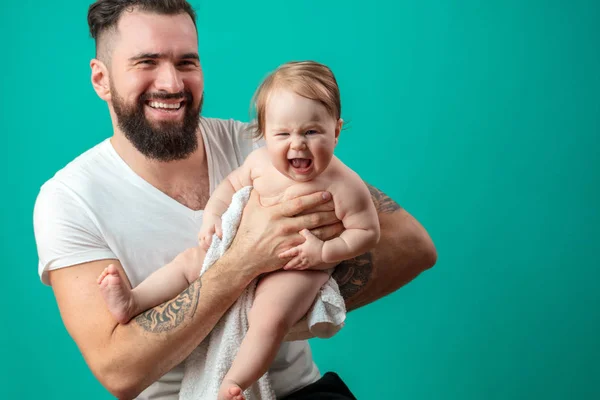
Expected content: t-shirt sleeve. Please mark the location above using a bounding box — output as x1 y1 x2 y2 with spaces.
34 181 116 285
228 119 266 165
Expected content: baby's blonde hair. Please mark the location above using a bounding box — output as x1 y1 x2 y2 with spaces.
251 61 341 139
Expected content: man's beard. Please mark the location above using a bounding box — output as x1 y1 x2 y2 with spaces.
111 84 203 162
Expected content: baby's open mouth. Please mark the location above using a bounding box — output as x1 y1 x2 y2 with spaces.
289 158 312 169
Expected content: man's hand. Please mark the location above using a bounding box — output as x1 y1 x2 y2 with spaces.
227 190 342 278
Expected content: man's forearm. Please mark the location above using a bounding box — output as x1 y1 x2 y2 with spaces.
332 185 437 311
102 251 254 398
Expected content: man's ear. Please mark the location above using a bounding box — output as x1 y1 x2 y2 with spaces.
334 118 343 145
90 58 111 101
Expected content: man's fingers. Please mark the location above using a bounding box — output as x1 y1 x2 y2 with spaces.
309 221 344 241
292 211 338 232
279 191 332 217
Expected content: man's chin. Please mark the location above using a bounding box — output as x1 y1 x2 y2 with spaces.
151 121 186 132
143 114 182 127
142 115 185 132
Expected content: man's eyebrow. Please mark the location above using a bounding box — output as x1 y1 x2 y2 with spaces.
129 52 161 61
128 52 199 61
180 52 199 60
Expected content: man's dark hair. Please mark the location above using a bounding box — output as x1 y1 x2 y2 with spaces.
88 0 197 59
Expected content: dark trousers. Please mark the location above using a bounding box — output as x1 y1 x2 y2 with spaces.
280 372 357 399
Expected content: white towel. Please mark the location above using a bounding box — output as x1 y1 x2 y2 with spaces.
179 187 346 400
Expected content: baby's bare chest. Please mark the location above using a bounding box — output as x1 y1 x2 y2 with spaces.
252 165 346 207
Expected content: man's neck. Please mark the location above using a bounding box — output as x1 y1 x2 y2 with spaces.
110 128 210 209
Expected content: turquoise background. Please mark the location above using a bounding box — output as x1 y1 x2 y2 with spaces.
1 0 598 399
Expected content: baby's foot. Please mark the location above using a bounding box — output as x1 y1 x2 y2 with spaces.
218 379 245 400
97 264 136 324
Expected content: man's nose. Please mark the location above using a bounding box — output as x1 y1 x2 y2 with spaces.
154 64 184 93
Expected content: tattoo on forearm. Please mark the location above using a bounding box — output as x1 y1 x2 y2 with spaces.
134 279 202 333
366 184 402 214
333 252 373 301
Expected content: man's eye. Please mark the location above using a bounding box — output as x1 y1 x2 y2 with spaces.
139 60 156 65
178 61 196 66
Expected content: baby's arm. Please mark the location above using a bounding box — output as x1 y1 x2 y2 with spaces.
321 187 380 263
198 148 263 248
279 170 380 269
205 149 261 217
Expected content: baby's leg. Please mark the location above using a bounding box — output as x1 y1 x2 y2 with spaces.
98 247 204 323
219 270 330 399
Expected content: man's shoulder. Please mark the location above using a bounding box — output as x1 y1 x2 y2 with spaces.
201 117 249 139
200 117 260 164
38 139 114 197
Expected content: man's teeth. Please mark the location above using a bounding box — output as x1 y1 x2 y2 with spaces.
148 101 181 110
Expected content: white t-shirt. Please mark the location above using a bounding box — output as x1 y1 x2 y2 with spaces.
34 117 320 399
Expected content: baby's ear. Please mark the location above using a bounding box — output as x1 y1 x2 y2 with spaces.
335 118 343 144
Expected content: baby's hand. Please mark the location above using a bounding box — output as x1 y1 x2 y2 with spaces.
278 229 324 270
198 214 223 251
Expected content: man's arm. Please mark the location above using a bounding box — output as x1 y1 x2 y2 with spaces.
332 184 437 311
49 191 339 399
50 250 251 400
